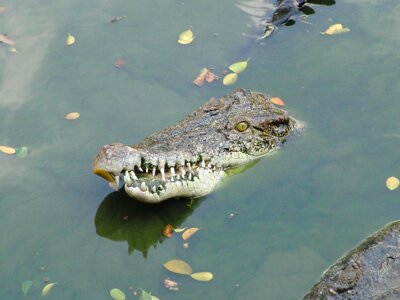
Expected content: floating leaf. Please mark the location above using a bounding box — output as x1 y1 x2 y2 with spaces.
223 73 238 86
174 227 187 233
178 29 194 45
21 280 33 296
270 96 285 106
139 289 152 300
64 112 80 120
110 288 126 300
16 146 28 158
322 24 350 35
163 224 174 238
0 34 15 45
0 145 16 154
151 296 160 300
163 259 193 275
193 68 218 86
182 227 200 241
8 47 18 53
66 34 75 46
228 58 250 74
42 282 56 296
190 272 213 282
386 176 399 191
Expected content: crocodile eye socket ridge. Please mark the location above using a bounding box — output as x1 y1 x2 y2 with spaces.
235 121 249 132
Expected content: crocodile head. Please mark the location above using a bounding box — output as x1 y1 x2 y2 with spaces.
93 89 300 203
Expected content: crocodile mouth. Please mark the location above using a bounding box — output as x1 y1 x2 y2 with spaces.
93 151 250 203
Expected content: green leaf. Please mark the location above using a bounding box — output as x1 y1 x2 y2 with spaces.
228 58 250 74
222 73 238 86
16 146 28 158
21 280 33 296
139 289 152 300
110 288 126 300
163 259 193 275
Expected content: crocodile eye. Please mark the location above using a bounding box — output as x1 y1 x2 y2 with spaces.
235 121 249 132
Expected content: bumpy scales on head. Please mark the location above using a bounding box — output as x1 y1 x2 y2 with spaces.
93 89 298 203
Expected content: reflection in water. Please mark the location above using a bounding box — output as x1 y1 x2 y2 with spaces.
236 0 335 37
95 190 202 257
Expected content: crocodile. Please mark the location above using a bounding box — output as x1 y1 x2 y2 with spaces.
93 89 299 203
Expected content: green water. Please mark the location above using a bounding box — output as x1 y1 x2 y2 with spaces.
1 0 400 299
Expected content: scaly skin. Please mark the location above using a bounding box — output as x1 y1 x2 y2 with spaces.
93 89 299 203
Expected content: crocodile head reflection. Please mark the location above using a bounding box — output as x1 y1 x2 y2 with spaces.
94 191 202 257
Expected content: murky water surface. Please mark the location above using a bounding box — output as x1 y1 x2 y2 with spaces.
1 0 400 299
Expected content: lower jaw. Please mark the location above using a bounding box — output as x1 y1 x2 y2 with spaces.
124 168 226 203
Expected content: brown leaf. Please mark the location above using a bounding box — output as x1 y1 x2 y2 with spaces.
270 96 285 106
0 34 15 46
193 68 218 86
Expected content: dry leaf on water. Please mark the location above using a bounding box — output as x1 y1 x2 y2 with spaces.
42 282 56 296
65 112 80 120
163 259 193 275
0 34 15 46
223 73 238 86
110 288 126 300
182 227 200 241
0 145 16 154
228 58 250 74
190 272 213 282
193 68 219 86
178 29 194 45
270 96 285 106
174 227 187 233
66 34 75 46
322 24 350 35
386 176 399 191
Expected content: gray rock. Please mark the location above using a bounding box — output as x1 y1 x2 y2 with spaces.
304 221 400 300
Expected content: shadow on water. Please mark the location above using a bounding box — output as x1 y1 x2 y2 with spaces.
94 190 203 257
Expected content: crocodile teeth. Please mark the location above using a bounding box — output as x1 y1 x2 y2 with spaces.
170 167 176 176
140 182 148 192
109 175 119 190
186 162 192 171
180 167 185 177
129 170 138 180
138 167 144 172
200 161 205 168
188 172 192 181
145 166 149 173
151 186 156 193
124 171 132 185
152 166 156 176
160 167 166 181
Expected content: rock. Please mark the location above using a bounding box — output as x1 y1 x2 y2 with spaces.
304 221 400 299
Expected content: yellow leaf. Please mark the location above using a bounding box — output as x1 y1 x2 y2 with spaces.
174 227 187 233
223 73 238 86
64 112 80 120
270 96 285 106
322 24 350 35
386 176 399 191
190 272 213 282
182 227 200 241
0 145 16 154
66 34 75 46
228 58 250 74
178 29 194 45
8 47 17 53
42 282 56 296
110 288 126 300
163 259 193 275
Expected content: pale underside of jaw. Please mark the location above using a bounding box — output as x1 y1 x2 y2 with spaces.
105 153 253 203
